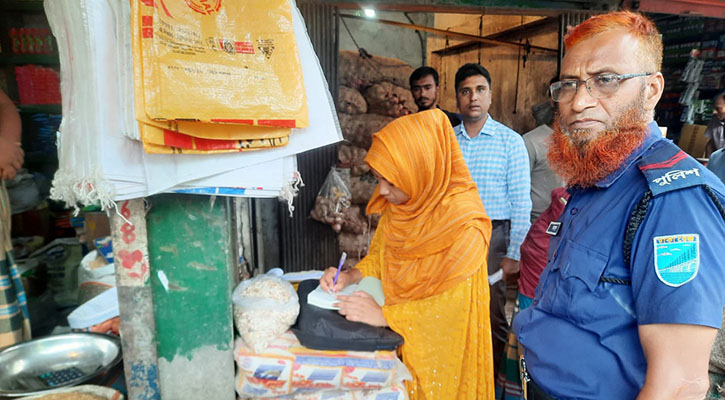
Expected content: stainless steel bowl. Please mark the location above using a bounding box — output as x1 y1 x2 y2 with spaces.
0 333 122 397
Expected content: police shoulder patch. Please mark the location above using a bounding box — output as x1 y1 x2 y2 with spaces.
653 234 700 287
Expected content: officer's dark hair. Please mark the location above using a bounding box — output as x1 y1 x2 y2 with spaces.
714 90 725 103
454 63 491 92
409 66 439 89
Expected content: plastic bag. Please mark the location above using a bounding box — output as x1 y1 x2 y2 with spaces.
77 250 116 304
232 275 299 353
140 124 289 154
129 0 296 141
310 167 351 232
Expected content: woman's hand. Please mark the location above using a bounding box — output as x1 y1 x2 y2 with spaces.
319 267 361 293
335 292 388 327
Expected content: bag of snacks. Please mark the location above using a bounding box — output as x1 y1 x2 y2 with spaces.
232 275 299 353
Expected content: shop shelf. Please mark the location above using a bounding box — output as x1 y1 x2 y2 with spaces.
17 104 61 114
0 54 58 65
0 1 44 12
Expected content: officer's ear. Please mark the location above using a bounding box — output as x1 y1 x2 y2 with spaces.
643 72 664 113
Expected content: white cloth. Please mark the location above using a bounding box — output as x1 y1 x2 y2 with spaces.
704 117 725 151
46 0 341 211
523 124 565 222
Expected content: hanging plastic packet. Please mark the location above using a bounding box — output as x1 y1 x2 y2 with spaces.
310 167 352 232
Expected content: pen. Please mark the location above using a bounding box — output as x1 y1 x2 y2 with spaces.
331 252 347 293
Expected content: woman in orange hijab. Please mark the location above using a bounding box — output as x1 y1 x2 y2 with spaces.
320 109 494 399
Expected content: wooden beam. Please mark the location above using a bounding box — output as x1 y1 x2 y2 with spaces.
340 13 558 53
635 0 725 18
305 0 618 15
432 16 558 55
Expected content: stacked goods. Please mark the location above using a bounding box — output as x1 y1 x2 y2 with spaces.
234 331 411 399
337 144 369 179
14 65 61 104
338 50 414 91
131 0 306 154
312 51 417 268
338 113 393 149
338 86 367 115
364 81 417 117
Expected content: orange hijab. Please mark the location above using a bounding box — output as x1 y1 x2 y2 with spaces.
365 109 492 305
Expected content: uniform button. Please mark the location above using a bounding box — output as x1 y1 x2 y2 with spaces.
571 207 578 215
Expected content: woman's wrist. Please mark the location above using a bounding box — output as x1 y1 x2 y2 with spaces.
345 268 363 285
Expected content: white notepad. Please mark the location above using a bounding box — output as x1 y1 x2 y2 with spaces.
307 277 385 310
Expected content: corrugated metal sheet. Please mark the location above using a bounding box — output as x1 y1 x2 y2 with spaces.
557 12 589 74
279 2 340 272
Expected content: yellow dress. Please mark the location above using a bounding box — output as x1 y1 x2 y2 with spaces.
356 224 494 400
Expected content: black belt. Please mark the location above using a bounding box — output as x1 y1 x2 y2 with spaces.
527 378 556 400
520 357 557 400
491 219 510 227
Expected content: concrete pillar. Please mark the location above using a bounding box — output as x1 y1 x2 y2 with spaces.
146 194 236 400
111 199 161 400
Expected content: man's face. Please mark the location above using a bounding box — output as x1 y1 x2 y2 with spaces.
557 28 654 147
714 97 725 121
411 75 439 111
456 75 492 122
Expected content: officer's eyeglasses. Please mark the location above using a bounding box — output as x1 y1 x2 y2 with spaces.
549 72 652 103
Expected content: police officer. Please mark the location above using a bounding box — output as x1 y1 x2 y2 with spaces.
513 11 725 400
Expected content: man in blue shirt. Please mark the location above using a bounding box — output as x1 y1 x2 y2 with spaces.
453 63 532 381
513 11 725 400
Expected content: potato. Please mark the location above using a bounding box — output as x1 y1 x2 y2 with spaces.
338 50 414 90
338 86 367 114
338 113 393 150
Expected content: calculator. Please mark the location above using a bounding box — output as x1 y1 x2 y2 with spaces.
37 367 86 387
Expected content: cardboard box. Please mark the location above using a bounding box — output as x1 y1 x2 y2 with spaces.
81 212 111 246
678 124 708 158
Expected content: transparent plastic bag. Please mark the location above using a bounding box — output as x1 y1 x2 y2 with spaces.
232 275 299 353
310 167 352 232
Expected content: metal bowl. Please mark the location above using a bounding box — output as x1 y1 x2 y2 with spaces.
0 333 122 397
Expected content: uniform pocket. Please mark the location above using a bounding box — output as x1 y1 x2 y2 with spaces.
559 240 609 291
554 240 610 324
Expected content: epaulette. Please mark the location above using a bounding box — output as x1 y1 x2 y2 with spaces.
637 140 705 197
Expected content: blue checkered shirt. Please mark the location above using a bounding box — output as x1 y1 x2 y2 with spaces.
455 115 532 260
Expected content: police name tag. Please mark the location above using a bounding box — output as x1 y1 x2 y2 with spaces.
545 221 562 236
653 234 700 287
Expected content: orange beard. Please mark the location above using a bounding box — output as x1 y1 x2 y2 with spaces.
548 108 650 188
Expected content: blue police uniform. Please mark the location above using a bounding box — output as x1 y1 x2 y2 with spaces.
513 122 725 399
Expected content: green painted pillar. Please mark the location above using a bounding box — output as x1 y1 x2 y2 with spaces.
146 194 236 400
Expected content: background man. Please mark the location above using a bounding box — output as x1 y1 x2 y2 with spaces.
453 62 531 381
0 89 23 181
409 66 460 127
523 78 565 222
513 11 725 399
705 90 725 157
1 88 29 349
